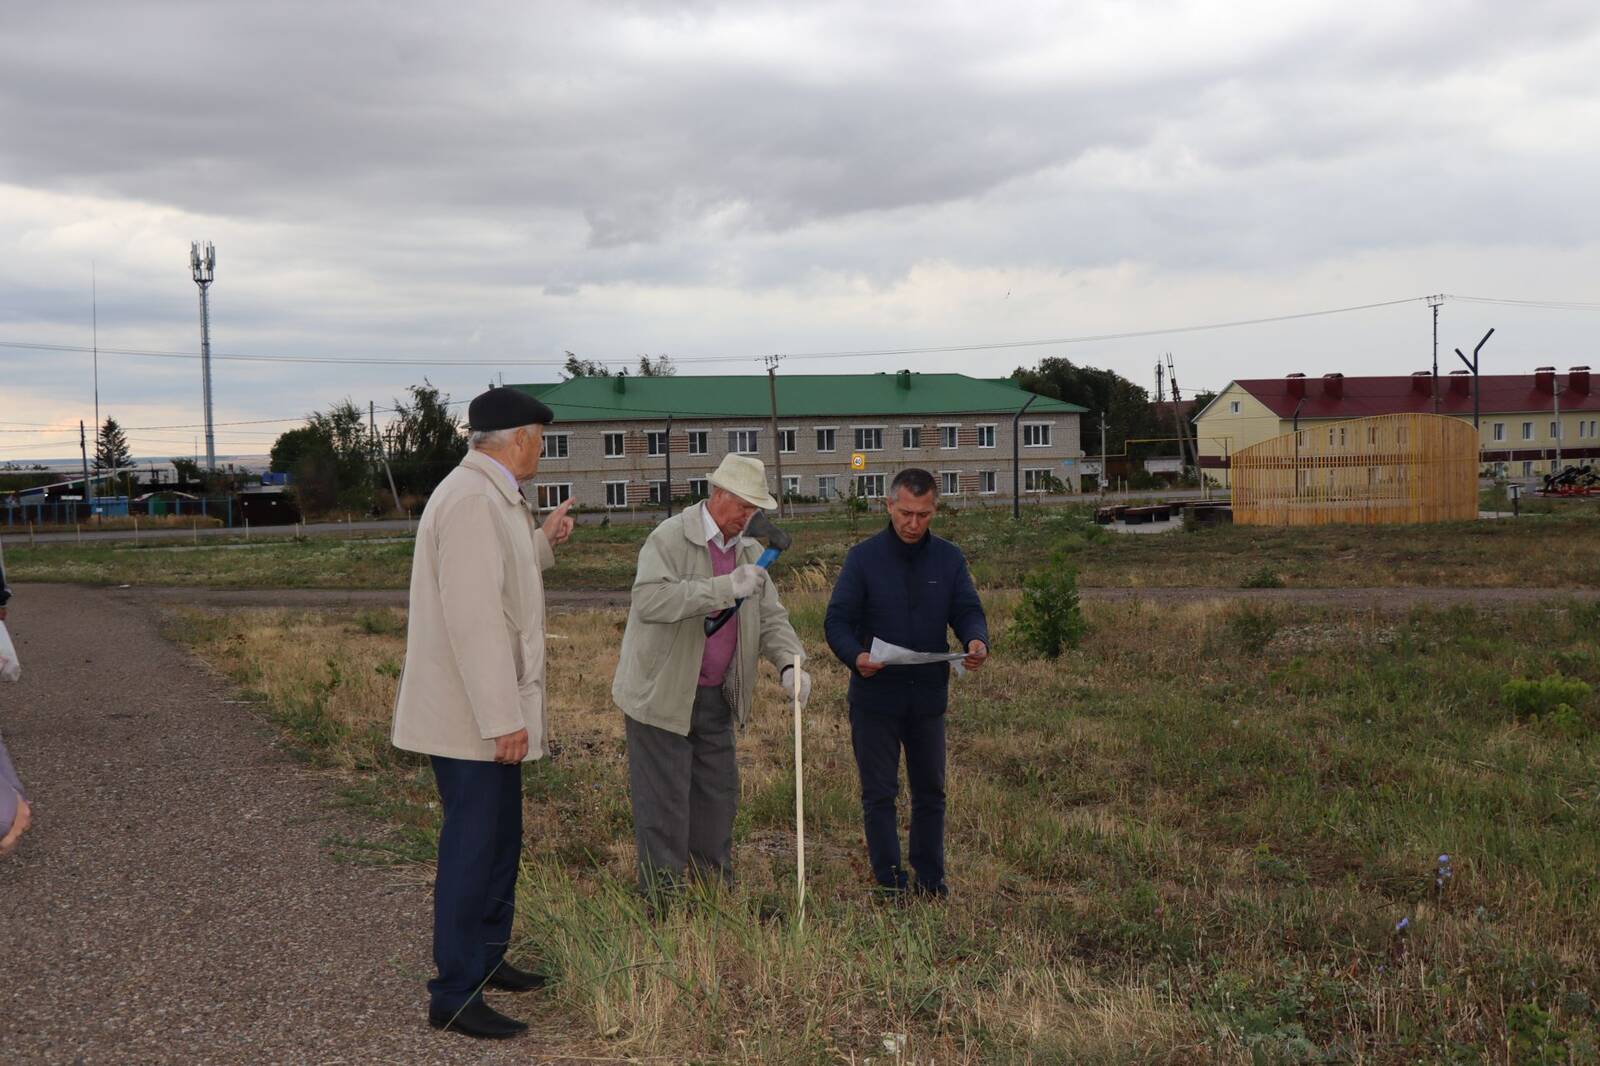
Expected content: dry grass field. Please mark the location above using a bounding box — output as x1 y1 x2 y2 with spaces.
169 586 1600 1064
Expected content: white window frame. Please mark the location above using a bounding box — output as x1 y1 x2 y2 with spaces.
686 430 709 455
728 428 760 455
648 479 668 504
1229 400 1241 414
535 483 571 509
603 481 628 508
1522 421 1534 441
603 431 625 458
1491 422 1505 442
1550 421 1561 440
855 472 886 498
815 427 837 453
646 430 669 457
778 428 797 454
1022 422 1052 448
853 426 885 452
816 474 838 499
978 470 997 495
540 432 569 459
688 477 709 498
938 424 959 449
900 425 922 449
782 474 800 498
976 424 996 449
1523 460 1534 477
1023 468 1053 493
940 470 960 495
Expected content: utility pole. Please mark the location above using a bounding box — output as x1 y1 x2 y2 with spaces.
1011 393 1038 519
664 414 674 517
1455 328 1494 477
190 241 218 472
370 400 401 514
1165 352 1197 470
764 355 786 517
1099 414 1108 495
79 420 91 523
1554 375 1564 473
92 261 100 502
1428 294 1444 415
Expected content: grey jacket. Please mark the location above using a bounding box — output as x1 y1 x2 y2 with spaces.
612 502 804 736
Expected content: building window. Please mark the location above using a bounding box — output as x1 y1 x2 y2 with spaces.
817 475 838 499
854 427 884 451
901 426 921 449
604 481 628 508
540 433 569 459
1024 468 1054 492
688 477 708 498
1229 400 1241 414
1492 422 1505 442
1522 421 1533 441
778 428 796 453
976 424 996 449
603 431 625 458
1023 423 1052 447
1552 459 1561 473
782 475 799 498
855 473 886 498
978 470 997 494
646 431 668 456
687 430 708 455
535 483 570 509
648 480 668 504
939 425 958 449
1523 460 1533 478
728 429 760 454
940 471 960 495
816 428 836 452
1550 421 1561 440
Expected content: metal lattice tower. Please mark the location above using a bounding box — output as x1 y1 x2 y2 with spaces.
190 241 217 471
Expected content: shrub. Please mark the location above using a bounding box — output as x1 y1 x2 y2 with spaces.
1011 553 1086 658
1501 674 1592 721
1241 566 1284 589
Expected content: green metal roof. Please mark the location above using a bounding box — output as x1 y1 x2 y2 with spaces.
511 372 1086 423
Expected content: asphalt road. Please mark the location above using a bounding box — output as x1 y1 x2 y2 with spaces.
0 585 599 1064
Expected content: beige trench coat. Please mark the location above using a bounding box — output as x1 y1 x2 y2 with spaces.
391 450 555 762
612 501 804 736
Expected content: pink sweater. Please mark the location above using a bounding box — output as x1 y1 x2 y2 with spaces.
698 539 739 686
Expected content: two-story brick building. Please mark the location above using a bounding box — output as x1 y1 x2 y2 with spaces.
510 371 1085 509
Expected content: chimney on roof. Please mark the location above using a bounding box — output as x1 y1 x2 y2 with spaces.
1448 369 1471 396
1411 371 1431 395
1286 372 1306 399
1570 366 1592 394
1535 366 1556 393
897 369 912 390
1322 372 1344 400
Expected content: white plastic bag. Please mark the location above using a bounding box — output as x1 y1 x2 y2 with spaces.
0 621 19 683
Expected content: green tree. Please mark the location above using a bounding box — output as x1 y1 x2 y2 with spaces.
169 457 202 485
637 354 676 377
1011 358 1166 459
269 400 373 516
385 380 467 496
562 351 611 378
95 416 132 471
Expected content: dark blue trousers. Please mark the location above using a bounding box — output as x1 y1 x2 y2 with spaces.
428 756 522 1013
849 699 947 890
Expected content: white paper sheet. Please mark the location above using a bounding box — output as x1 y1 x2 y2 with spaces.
868 637 968 677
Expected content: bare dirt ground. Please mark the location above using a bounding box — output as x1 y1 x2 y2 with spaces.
102 582 1600 612
0 584 604 1065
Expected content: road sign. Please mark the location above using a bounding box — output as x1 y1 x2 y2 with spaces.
849 452 867 470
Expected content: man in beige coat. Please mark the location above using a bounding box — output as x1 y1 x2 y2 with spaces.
392 386 574 1040
613 454 811 897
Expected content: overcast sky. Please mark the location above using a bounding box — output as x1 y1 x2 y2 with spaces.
4 0 1598 461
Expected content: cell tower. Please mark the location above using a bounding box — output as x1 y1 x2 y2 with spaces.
190 241 217 471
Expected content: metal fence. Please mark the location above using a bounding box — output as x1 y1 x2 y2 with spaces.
3 497 235 528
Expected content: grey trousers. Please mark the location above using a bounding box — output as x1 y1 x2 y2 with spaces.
625 685 738 894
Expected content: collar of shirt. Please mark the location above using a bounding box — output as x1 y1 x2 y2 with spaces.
701 503 738 552
482 453 521 494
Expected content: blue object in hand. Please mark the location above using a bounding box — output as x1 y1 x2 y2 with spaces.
704 547 782 637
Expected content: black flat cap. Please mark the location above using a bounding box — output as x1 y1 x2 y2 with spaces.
467 387 555 431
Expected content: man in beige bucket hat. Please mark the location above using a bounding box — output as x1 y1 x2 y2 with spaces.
612 453 810 896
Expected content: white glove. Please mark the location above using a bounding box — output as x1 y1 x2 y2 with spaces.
780 666 812 709
730 563 767 599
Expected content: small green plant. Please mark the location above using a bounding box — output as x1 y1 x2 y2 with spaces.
1011 552 1086 658
1241 566 1284 589
1501 673 1592 721
1223 603 1279 654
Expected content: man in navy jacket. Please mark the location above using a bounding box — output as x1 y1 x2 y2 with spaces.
825 468 988 898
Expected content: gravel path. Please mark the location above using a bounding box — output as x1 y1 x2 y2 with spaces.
0 585 602 1064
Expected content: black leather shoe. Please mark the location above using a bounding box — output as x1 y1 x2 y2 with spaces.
428 999 528 1039
486 960 550 993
